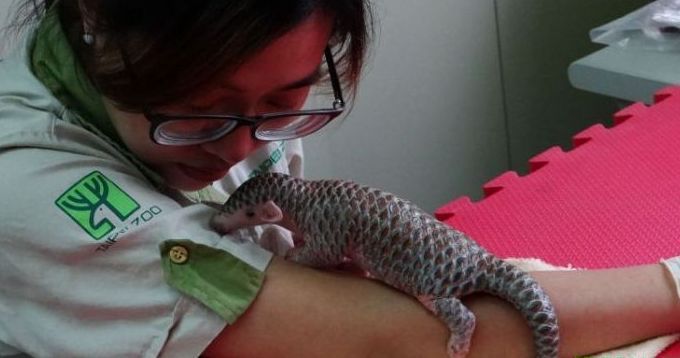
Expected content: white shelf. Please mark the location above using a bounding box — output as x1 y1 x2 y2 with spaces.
568 46 680 104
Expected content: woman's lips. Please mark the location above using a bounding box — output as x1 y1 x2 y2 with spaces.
177 164 230 183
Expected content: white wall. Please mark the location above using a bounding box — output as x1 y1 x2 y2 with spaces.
303 0 508 211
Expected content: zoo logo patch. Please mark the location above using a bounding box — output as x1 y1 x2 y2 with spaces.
55 171 140 240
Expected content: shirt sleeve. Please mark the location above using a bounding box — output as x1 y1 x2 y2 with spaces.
0 132 272 357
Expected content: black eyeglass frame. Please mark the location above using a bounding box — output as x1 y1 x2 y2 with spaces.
120 46 345 146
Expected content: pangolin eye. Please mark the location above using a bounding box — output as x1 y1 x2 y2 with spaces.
245 210 255 218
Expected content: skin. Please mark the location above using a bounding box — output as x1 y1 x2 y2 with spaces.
203 260 679 358
465 264 680 357
102 8 680 358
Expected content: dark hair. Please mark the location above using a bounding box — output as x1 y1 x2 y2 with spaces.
16 0 373 111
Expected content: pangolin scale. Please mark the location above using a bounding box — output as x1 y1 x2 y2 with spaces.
212 172 559 357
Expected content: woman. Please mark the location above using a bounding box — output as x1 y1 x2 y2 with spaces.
0 1 678 357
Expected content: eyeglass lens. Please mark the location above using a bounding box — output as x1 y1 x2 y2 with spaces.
254 114 333 140
154 113 334 144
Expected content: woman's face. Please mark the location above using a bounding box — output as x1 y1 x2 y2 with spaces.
105 10 333 191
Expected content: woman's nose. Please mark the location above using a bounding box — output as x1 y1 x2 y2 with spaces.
199 124 264 165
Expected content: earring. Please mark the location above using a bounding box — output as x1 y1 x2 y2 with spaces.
82 32 95 45
82 22 95 45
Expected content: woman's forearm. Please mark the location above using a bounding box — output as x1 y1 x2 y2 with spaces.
537 264 680 356
205 259 678 358
464 264 680 357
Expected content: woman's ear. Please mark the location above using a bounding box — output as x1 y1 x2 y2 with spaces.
257 200 284 223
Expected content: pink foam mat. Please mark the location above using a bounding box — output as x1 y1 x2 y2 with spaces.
434 86 680 356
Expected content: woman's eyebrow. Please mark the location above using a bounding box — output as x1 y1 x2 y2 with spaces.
277 67 324 91
217 67 323 93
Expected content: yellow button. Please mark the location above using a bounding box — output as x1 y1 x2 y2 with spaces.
169 245 189 264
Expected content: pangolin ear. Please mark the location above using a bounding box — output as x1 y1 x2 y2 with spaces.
257 200 283 223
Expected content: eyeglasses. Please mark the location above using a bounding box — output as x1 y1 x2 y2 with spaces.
120 46 345 146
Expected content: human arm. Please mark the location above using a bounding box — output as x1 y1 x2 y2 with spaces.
202 256 450 358
464 263 680 357
203 261 679 358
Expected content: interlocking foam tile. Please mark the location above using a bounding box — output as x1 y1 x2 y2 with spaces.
435 87 680 356
435 86 680 269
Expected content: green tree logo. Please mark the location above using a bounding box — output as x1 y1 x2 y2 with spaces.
55 171 140 240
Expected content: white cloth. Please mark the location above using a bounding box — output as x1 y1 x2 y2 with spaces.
212 139 303 255
661 256 680 300
211 140 302 255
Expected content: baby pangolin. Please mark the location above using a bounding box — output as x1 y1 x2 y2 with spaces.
210 172 559 357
